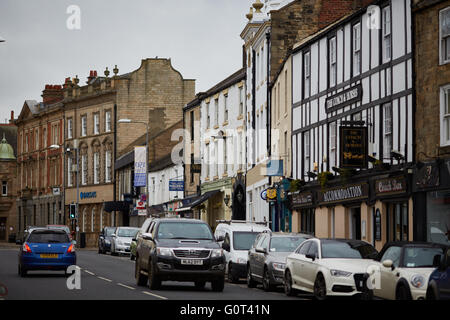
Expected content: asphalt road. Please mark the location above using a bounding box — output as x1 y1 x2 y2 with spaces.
0 248 310 300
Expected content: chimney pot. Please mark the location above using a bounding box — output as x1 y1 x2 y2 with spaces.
11 110 14 121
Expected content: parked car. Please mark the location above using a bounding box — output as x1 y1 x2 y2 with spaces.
130 218 154 261
214 221 270 283
135 218 226 291
247 232 313 291
374 241 449 300
18 229 76 277
17 226 45 244
426 247 450 300
284 238 378 300
47 225 72 241
98 227 116 254
110 227 139 255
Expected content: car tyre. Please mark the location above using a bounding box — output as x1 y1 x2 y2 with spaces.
135 259 147 287
360 289 374 300
111 244 118 256
396 284 412 300
426 285 436 300
147 260 161 290
262 267 273 292
247 266 257 288
313 274 327 300
227 263 239 283
284 269 297 297
211 278 225 292
18 264 27 277
195 281 206 290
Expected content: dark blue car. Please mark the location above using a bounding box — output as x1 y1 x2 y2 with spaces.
98 227 116 254
18 229 76 277
426 247 450 300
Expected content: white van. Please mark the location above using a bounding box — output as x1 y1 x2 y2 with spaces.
214 221 271 283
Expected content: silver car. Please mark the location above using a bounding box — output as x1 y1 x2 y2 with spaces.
110 227 139 256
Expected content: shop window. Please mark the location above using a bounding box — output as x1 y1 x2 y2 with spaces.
426 191 450 245
300 208 315 235
386 203 408 242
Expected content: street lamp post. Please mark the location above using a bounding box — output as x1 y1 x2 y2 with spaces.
118 119 149 218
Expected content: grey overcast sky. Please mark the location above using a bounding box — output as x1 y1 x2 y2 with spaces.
0 0 252 122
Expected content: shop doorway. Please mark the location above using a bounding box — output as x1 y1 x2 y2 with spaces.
0 218 6 241
386 202 408 242
349 207 361 240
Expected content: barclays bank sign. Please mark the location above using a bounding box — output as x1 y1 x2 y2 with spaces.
80 192 97 200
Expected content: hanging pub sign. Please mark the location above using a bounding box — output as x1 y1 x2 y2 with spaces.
414 163 440 190
339 126 368 168
318 183 369 205
291 191 314 208
326 84 362 113
375 176 407 196
266 188 277 201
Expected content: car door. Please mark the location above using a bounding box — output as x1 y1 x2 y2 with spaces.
292 241 312 289
248 234 262 275
139 221 155 270
256 235 270 279
223 232 232 266
375 246 402 300
303 240 320 290
440 249 450 300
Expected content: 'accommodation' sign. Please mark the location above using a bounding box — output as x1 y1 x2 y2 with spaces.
318 183 368 204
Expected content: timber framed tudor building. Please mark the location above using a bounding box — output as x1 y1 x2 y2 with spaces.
289 0 414 251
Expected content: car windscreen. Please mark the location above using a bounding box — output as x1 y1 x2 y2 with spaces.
233 232 259 250
403 247 445 268
270 236 308 252
117 228 139 237
321 241 377 259
156 222 213 240
105 228 116 236
27 232 70 243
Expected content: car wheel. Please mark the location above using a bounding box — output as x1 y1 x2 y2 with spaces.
313 274 327 300
19 264 27 277
195 281 206 290
426 286 436 300
247 265 257 288
396 284 412 300
147 260 161 290
211 278 225 292
360 289 374 300
262 267 273 292
98 246 102 254
135 258 147 287
111 244 117 256
284 269 296 296
227 263 239 283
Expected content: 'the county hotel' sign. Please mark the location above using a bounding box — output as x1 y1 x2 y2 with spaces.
326 84 362 112
318 183 369 205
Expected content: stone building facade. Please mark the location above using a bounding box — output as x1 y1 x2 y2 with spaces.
16 87 65 237
0 114 18 242
412 0 450 245
64 59 195 247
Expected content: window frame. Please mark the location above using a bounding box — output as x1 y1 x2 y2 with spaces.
93 113 100 135
382 5 392 63
440 7 450 65
328 36 337 87
105 110 112 133
440 84 450 146
81 115 87 137
2 181 7 196
383 102 393 160
352 22 361 77
303 50 311 99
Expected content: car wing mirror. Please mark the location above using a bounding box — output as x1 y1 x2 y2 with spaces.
216 235 224 242
306 253 316 261
432 254 442 268
142 233 153 241
382 259 394 270
221 242 230 252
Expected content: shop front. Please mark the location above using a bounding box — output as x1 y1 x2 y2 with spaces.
413 159 450 246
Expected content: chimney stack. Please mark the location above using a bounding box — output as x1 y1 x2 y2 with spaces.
87 70 97 83
42 84 64 105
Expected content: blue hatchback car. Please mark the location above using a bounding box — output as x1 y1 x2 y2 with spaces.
18 229 76 277
426 247 450 300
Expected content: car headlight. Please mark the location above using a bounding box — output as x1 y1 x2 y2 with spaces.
105 239 110 244
211 249 224 258
236 257 247 264
156 248 172 257
272 262 286 271
330 269 352 277
410 274 425 288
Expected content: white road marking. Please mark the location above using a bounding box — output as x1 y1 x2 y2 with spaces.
97 276 112 282
142 291 168 300
84 270 95 276
118 283 135 290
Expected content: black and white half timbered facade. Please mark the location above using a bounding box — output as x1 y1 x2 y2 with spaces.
289 0 414 251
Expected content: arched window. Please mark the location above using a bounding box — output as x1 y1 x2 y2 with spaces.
82 208 86 232
99 209 103 231
91 207 95 232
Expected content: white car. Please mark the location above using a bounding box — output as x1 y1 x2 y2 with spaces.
110 227 140 255
214 221 271 283
373 242 448 300
284 238 379 299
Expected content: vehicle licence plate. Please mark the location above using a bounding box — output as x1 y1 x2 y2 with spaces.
40 254 58 259
181 259 203 265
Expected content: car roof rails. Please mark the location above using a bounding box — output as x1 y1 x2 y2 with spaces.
216 219 270 226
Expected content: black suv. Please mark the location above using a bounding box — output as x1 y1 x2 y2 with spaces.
135 218 226 291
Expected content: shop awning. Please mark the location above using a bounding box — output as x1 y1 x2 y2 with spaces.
103 201 130 213
175 190 221 212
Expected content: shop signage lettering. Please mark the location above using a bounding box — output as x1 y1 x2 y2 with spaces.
326 84 362 112
339 126 368 168
375 177 406 195
318 183 368 204
80 192 96 200
291 192 313 208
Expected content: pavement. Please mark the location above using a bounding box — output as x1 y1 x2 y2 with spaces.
0 247 311 300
